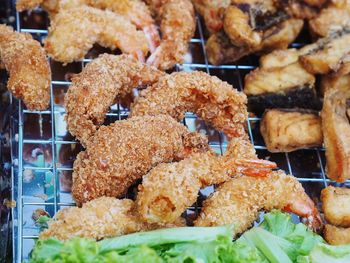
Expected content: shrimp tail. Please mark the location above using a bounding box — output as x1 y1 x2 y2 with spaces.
143 25 161 53
228 158 277 177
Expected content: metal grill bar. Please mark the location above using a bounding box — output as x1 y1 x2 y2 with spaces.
10 5 333 262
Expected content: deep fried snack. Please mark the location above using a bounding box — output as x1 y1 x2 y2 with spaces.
278 0 322 20
322 88 350 182
44 6 149 63
130 71 248 139
64 54 164 145
321 186 350 227
72 115 209 204
195 170 322 236
0 24 50 110
300 29 350 75
136 138 277 225
321 74 350 96
260 109 323 153
324 225 350 245
146 0 195 70
206 18 303 65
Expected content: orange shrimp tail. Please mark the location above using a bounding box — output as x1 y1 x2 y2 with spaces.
234 158 277 177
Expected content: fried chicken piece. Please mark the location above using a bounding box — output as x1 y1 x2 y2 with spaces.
321 186 350 227
206 18 303 65
72 115 209 204
324 225 350 245
64 54 164 145
39 197 184 241
300 29 350 75
44 6 149 63
322 88 350 182
130 71 248 139
136 138 276 225
0 24 50 110
195 170 322 236
261 109 323 153
146 0 195 70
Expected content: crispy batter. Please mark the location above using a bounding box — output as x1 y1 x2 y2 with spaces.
64 54 164 145
136 138 276 225
321 74 350 96
146 0 195 70
324 225 350 245
322 88 350 182
195 170 322 236
279 0 321 19
130 71 248 139
260 109 323 153
0 24 50 110
300 29 350 75
39 197 184 241
321 186 350 227
44 6 149 63
16 0 44 10
71 115 209 204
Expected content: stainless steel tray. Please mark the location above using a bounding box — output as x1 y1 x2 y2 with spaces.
5 1 348 262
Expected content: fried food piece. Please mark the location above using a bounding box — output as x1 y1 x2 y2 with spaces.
278 0 321 20
260 109 323 153
322 88 350 182
195 170 322 236
146 0 195 70
136 138 277 225
0 24 50 110
206 18 303 65
321 74 350 96
300 29 350 75
64 54 164 145
44 6 149 63
130 71 248 139
16 0 43 10
321 186 350 227
324 225 350 245
72 115 209 204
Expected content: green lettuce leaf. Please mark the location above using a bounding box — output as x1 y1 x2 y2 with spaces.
104 246 164 263
297 243 350 263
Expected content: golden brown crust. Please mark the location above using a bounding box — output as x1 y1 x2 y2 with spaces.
44 6 149 63
64 54 165 145
260 109 323 153
71 115 209 204
130 71 248 139
321 186 350 227
0 24 50 110
16 0 44 11
195 170 321 235
322 88 350 182
324 224 350 245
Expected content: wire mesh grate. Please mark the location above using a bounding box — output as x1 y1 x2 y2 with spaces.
7 2 348 262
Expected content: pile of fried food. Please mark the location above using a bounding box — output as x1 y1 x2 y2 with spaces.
0 0 349 261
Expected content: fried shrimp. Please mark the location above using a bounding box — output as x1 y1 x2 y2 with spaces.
64 54 165 145
0 24 50 110
39 197 184 241
44 6 149 63
145 0 196 70
195 170 322 236
130 71 248 139
71 115 209 204
136 138 277 225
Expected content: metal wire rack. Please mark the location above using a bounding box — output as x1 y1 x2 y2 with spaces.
6 1 350 262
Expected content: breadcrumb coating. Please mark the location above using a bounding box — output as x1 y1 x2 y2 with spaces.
39 197 184 241
44 6 149 63
131 71 248 139
195 170 322 236
0 24 50 110
146 0 196 70
71 115 209 204
64 54 165 145
136 138 276 225
324 224 350 245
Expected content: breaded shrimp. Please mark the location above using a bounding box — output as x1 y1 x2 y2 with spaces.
136 138 277 225
44 6 149 63
130 71 248 139
0 24 50 110
146 0 196 70
195 170 322 236
17 0 161 53
64 54 165 145
39 197 184 241
72 115 209 204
